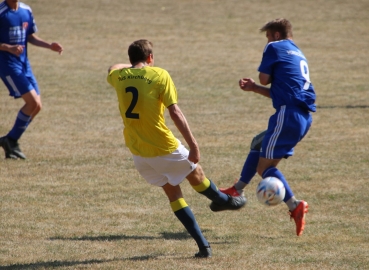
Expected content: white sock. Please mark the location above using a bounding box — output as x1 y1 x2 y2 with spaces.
286 197 300 211
234 181 247 190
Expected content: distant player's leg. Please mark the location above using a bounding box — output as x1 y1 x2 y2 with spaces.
162 183 211 258
0 74 41 159
6 90 41 159
186 165 246 212
220 130 267 196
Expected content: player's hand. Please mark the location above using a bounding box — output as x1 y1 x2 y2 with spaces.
239 78 256 92
50 42 63 55
9 45 24 57
188 148 200 164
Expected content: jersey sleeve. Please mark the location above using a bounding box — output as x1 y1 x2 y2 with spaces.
107 69 118 87
258 43 278 75
28 9 37 35
20 3 37 36
159 70 178 108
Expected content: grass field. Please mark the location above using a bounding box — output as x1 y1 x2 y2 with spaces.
1 0 369 269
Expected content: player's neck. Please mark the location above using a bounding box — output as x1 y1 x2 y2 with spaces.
131 62 148 68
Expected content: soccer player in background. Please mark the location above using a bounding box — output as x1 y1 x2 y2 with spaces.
107 39 246 258
0 0 63 159
220 18 316 236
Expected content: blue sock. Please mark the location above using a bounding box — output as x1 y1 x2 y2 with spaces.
239 150 259 185
7 110 32 141
262 167 294 202
171 199 209 249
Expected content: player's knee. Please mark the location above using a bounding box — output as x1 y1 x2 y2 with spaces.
36 100 42 112
256 162 267 177
193 165 205 179
256 166 264 177
250 130 267 151
186 165 205 185
29 100 42 115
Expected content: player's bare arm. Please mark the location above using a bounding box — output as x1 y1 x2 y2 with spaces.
0 43 24 56
108 63 132 73
259 72 272 85
168 104 200 164
27 34 63 54
239 77 271 98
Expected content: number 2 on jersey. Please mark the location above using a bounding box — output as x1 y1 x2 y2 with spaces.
125 87 139 119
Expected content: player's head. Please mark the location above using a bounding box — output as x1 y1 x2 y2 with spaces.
260 18 293 42
128 39 154 66
6 0 19 8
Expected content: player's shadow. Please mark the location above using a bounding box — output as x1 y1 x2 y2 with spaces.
1 231 215 269
317 104 369 109
48 234 158 241
1 232 194 269
48 231 194 242
0 255 159 270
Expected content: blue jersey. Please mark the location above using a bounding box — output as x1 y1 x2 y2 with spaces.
0 1 37 76
258 40 316 112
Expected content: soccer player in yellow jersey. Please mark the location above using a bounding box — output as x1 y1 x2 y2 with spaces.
107 39 246 258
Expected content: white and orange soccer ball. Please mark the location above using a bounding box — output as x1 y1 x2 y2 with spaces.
256 177 286 206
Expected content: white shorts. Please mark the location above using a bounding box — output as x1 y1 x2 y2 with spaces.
132 142 197 187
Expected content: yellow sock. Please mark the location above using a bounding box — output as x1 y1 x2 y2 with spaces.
170 198 188 212
191 177 212 193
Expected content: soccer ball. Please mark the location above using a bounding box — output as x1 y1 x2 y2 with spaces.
256 177 285 206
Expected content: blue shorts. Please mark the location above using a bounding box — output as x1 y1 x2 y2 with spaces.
260 106 312 159
1 68 39 99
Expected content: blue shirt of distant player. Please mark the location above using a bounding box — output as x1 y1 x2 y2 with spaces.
0 1 37 76
258 40 316 112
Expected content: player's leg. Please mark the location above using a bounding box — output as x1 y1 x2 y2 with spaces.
0 73 41 159
257 157 297 208
220 130 267 196
133 155 211 257
259 107 311 236
136 143 246 212
153 140 246 211
20 88 42 119
4 90 41 159
162 183 211 258
187 165 246 212
186 165 228 205
258 157 308 236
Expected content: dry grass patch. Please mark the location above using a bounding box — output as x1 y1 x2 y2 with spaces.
1 0 369 269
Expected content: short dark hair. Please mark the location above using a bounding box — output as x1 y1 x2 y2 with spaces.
128 39 153 64
260 18 293 39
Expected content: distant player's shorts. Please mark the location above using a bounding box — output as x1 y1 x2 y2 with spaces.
260 106 312 159
132 141 197 187
0 69 39 98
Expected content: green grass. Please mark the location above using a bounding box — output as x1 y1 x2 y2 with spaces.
1 0 369 269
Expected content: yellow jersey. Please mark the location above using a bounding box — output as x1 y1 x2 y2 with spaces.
107 66 179 157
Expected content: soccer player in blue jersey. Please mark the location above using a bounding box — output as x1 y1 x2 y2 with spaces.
220 18 316 236
107 39 246 258
0 0 63 159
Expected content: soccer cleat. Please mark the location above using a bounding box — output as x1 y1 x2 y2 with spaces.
0 136 17 159
0 136 26 159
289 200 309 236
9 140 26 159
219 185 244 197
5 152 18 159
194 246 212 258
209 194 247 212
